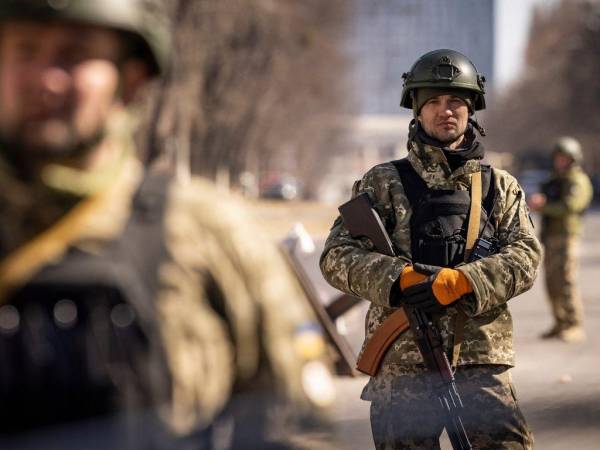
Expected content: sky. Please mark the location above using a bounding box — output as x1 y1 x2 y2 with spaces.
495 0 560 88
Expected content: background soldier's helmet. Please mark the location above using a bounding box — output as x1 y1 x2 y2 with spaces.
0 0 170 76
400 49 486 112
553 136 583 163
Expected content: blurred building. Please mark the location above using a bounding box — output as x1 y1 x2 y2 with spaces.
348 0 495 115
320 0 496 202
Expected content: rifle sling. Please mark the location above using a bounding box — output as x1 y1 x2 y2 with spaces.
451 170 482 369
0 192 112 304
464 171 482 260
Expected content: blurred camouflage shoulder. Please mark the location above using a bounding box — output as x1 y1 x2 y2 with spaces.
163 175 335 416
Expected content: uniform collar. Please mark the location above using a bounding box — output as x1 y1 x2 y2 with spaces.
407 140 481 181
0 112 143 255
0 110 137 200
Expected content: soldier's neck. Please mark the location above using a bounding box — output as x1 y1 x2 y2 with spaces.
19 140 108 182
446 135 465 150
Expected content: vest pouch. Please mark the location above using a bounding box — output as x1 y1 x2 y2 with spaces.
0 254 172 432
542 178 563 202
411 190 471 268
417 238 451 267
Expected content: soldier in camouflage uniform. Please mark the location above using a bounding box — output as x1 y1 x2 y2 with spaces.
0 1 334 449
321 49 542 449
527 137 593 343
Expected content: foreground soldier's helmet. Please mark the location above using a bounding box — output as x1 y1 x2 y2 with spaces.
0 0 170 76
553 136 583 163
400 49 486 112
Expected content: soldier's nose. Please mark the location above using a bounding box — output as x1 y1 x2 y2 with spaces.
39 66 72 105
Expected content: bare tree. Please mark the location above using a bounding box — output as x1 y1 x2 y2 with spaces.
138 0 352 196
484 0 600 174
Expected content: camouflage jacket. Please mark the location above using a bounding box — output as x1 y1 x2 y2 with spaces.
0 136 330 434
320 141 542 400
540 165 593 238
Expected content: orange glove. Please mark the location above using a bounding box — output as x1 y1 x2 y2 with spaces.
399 265 428 291
430 268 473 305
402 263 473 313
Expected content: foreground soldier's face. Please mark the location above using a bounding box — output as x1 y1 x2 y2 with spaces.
0 20 123 157
418 94 469 149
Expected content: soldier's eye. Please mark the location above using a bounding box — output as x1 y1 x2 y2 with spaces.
12 39 39 61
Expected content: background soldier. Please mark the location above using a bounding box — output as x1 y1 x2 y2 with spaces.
0 1 333 448
527 137 593 343
320 49 541 449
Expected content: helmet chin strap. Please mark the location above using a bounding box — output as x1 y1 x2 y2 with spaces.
469 117 486 137
407 119 418 150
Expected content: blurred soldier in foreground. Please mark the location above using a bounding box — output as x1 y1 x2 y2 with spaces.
527 137 593 343
0 1 334 448
321 49 541 449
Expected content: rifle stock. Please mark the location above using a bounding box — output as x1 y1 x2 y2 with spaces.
339 193 410 375
338 193 395 257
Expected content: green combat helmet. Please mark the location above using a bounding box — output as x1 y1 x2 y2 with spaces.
400 49 486 113
554 136 583 164
0 0 170 76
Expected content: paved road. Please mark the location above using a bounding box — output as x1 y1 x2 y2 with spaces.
309 210 600 449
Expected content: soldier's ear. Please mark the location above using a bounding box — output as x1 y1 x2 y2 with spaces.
120 58 151 104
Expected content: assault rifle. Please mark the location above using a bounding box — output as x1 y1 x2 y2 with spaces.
339 192 471 450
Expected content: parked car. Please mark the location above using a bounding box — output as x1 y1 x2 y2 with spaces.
260 176 300 200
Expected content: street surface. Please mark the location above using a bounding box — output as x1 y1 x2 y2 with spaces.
305 210 600 450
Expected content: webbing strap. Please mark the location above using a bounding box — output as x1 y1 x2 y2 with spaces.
0 193 111 304
0 171 171 305
451 170 482 368
464 171 482 261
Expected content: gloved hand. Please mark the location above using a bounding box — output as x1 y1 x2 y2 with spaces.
399 265 428 291
402 263 473 314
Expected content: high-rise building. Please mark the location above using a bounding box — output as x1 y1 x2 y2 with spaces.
348 0 495 115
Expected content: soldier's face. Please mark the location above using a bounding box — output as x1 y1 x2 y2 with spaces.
553 153 573 172
0 20 123 156
418 94 469 148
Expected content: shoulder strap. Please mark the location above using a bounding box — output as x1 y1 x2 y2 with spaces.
452 166 495 369
0 189 114 303
108 170 172 300
453 170 481 369
391 158 428 208
464 171 482 262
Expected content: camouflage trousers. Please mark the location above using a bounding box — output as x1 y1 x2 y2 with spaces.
369 365 533 450
543 233 583 330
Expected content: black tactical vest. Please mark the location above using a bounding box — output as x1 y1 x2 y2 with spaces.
0 173 173 432
392 159 497 268
541 176 564 203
